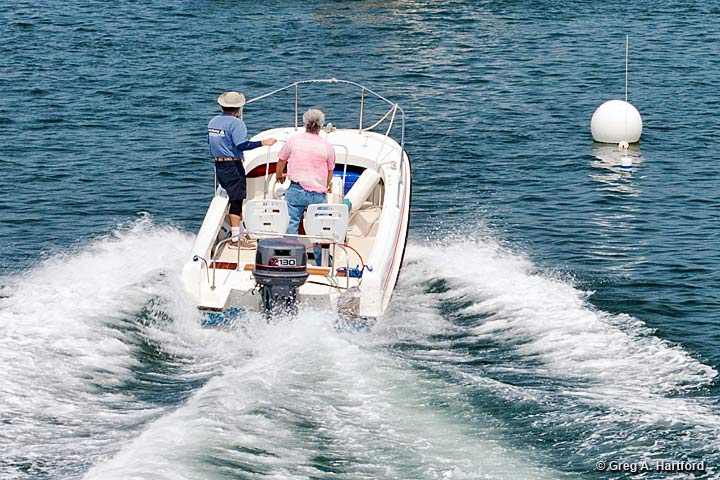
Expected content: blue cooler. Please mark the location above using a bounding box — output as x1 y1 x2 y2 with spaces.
333 170 361 196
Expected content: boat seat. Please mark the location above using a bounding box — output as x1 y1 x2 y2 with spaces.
243 199 289 236
303 204 349 242
348 205 382 237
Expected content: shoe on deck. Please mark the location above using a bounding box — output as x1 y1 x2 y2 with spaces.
227 234 257 250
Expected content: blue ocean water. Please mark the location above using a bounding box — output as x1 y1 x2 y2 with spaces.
1 1 719 479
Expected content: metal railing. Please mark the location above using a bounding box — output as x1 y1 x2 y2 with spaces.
202 231 353 291
245 78 405 175
245 78 405 152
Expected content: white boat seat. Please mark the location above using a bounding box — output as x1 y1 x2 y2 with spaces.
303 204 349 242
243 199 290 235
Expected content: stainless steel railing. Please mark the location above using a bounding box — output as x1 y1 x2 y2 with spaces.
206 231 353 291
245 78 405 175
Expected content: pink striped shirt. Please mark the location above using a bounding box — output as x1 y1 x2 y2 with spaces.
278 132 336 193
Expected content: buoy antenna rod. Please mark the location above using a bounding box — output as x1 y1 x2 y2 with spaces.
625 35 629 102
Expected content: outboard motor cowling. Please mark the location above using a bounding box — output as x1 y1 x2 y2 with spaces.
253 238 308 313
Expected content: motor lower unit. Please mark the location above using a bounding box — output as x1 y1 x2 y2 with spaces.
252 238 309 313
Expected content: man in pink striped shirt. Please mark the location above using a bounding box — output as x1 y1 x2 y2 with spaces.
275 109 336 234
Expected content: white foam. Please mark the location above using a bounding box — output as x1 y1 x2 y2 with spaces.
85 312 559 480
8 225 717 478
411 239 716 391
391 238 720 464
0 217 194 478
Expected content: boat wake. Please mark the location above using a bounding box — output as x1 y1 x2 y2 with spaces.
374 236 719 473
0 218 197 479
1 219 717 479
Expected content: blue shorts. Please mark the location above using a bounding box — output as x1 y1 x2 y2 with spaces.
215 161 246 202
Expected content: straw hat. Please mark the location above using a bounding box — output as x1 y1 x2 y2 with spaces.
217 91 246 108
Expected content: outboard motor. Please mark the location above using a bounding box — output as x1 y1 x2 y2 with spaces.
253 238 309 314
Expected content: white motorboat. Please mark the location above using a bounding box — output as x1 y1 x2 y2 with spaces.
181 79 411 319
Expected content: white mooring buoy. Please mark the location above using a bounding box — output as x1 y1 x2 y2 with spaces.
591 100 643 144
591 35 643 144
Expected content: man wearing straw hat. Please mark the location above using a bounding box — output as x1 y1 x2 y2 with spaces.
208 91 276 249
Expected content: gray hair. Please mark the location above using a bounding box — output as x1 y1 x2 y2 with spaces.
303 109 325 133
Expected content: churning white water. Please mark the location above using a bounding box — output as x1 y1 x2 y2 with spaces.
374 237 720 472
0 219 194 478
2 222 717 479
